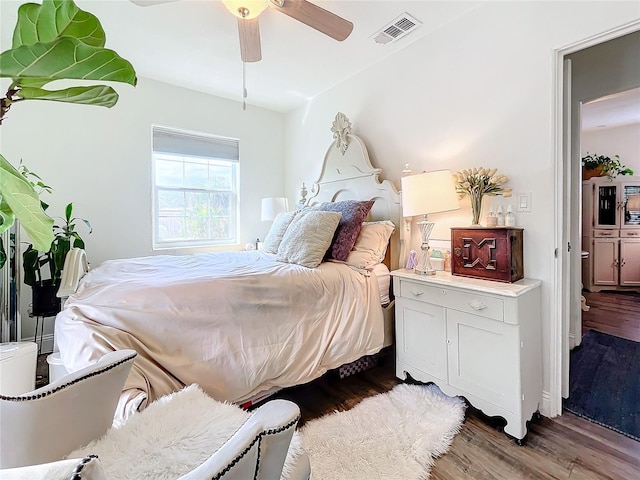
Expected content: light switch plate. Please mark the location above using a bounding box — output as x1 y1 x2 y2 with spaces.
517 192 532 212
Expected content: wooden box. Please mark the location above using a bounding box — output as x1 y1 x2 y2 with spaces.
451 227 524 283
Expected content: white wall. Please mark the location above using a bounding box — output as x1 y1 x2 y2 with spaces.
283 1 640 415
582 123 640 174
1 77 285 343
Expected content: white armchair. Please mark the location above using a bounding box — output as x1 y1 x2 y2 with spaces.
0 349 137 469
69 384 310 480
1 380 310 480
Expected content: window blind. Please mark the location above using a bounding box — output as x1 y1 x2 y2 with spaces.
153 126 239 161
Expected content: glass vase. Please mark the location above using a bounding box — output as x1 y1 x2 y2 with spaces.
470 192 483 226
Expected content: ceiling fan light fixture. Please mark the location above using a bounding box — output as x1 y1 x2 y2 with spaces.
222 0 269 19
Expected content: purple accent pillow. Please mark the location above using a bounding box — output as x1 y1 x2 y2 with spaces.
311 200 375 261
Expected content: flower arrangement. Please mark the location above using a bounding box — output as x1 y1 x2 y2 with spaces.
453 168 512 225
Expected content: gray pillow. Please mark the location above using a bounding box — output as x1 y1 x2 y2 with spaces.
276 210 342 268
262 211 298 254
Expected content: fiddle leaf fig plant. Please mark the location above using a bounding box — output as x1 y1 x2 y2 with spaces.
0 0 137 268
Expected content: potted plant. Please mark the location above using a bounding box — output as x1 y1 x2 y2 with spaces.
23 202 91 316
0 0 136 268
582 153 634 180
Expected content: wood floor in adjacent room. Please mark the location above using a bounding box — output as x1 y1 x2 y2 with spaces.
581 290 640 342
274 354 640 480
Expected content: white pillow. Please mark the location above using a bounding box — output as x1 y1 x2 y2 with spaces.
276 210 342 268
262 211 298 254
345 220 395 270
0 456 107 480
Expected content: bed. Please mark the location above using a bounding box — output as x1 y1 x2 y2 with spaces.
54 112 404 420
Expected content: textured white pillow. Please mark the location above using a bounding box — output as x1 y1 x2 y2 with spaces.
276 210 342 268
262 211 298 254
345 220 395 270
0 456 107 480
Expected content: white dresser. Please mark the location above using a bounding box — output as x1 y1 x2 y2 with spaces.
391 269 542 441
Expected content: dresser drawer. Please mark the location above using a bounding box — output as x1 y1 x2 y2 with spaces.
620 229 640 238
594 229 618 238
399 279 504 321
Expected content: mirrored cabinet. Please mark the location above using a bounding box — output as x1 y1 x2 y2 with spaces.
583 176 640 292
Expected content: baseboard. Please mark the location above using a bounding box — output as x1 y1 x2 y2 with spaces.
21 333 54 354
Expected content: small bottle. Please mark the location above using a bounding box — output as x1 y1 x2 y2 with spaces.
487 208 497 227
444 250 452 272
255 238 260 250
497 206 505 226
505 205 516 227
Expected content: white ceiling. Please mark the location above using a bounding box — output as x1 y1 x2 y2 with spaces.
581 87 640 131
0 0 484 112
2 0 639 123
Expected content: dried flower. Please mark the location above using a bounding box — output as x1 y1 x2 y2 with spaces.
453 167 512 199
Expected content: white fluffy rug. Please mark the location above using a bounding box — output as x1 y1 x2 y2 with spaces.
69 383 464 480
300 383 466 480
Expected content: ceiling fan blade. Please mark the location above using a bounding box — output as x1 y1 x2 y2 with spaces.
272 0 353 41
129 0 179 6
238 17 262 63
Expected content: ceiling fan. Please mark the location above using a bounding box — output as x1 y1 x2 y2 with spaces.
130 0 354 63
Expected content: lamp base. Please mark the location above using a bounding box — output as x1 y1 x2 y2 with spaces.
414 217 436 275
414 247 436 275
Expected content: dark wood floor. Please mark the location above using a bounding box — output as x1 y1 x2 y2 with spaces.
582 290 640 342
36 292 639 479
274 353 640 480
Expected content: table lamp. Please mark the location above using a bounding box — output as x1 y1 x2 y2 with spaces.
401 170 459 275
261 197 289 221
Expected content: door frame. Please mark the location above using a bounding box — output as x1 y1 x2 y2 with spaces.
552 19 640 417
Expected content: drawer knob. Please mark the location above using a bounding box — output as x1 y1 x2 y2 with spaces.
469 300 487 310
411 290 424 296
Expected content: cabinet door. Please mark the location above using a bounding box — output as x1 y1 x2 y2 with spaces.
592 238 619 286
621 182 640 228
447 309 520 413
620 239 640 286
396 297 447 381
594 183 619 228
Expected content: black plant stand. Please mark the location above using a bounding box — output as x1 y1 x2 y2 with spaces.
30 280 62 354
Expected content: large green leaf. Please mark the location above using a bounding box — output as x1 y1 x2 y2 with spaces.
0 195 16 234
13 0 106 49
0 37 137 86
0 155 54 251
17 84 119 107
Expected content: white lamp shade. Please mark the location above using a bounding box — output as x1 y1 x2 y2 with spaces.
261 197 289 221
401 170 460 218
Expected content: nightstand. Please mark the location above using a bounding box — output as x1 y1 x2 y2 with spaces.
391 269 542 441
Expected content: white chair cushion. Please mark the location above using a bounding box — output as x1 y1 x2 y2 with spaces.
70 384 307 480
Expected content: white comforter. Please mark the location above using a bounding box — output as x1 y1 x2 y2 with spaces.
55 250 384 418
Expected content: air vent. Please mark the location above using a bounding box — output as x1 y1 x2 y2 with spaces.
372 13 421 45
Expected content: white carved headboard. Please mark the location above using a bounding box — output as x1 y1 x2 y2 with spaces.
301 113 404 270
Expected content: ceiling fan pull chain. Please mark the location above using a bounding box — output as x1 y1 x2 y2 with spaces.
242 60 247 110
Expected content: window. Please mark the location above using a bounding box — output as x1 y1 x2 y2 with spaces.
152 126 239 249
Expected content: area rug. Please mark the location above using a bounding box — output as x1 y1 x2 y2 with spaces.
300 383 466 480
564 329 640 441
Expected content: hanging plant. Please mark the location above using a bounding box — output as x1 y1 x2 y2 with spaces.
582 153 634 179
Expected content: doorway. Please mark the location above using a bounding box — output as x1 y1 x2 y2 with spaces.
558 28 640 437
553 23 640 418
